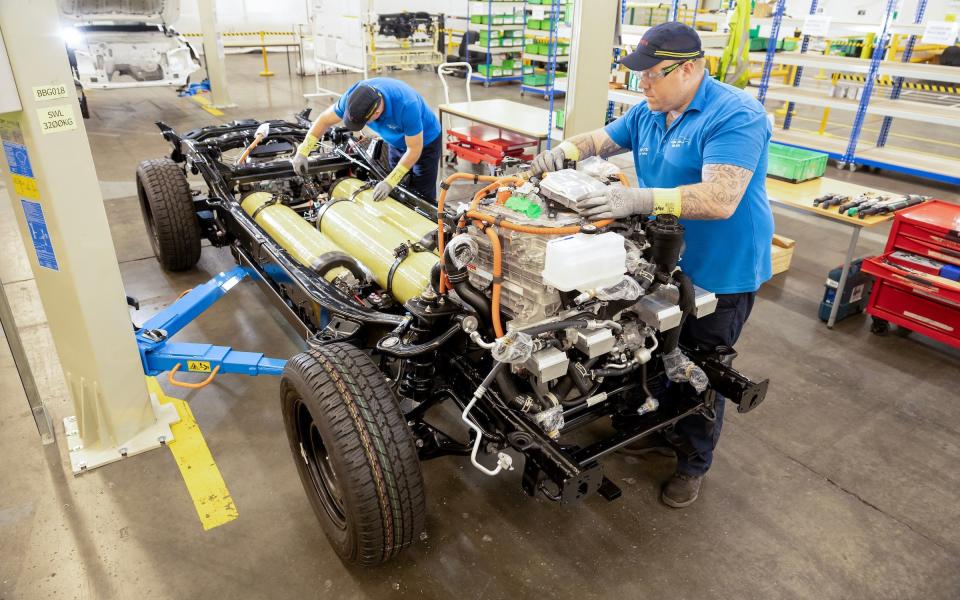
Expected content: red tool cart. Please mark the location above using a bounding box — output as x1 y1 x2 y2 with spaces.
445 124 537 169
861 200 960 349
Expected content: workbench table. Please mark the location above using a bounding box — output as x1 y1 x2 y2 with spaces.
766 176 896 328
437 99 561 169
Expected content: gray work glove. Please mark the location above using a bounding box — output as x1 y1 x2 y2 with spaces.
530 140 579 176
291 154 309 177
372 180 394 201
576 186 653 220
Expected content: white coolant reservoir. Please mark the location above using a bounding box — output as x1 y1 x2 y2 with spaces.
542 232 627 292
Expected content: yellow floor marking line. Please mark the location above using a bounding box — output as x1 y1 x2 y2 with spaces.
189 93 225 116
146 377 238 530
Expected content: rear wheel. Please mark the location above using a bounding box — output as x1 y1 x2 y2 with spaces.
136 157 201 271
281 343 426 566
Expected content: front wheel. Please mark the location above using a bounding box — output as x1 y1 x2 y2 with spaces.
136 158 201 271
281 343 426 566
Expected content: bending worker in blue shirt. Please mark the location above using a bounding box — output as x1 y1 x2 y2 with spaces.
531 22 774 509
293 77 443 202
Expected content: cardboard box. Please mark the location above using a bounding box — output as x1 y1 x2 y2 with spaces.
753 2 774 18
771 234 795 275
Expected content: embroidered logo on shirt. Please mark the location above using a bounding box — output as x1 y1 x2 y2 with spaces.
637 146 649 156
669 135 691 149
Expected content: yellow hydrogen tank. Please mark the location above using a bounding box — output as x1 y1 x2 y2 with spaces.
318 199 438 304
240 192 350 282
331 178 438 251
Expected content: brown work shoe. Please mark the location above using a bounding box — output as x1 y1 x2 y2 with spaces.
661 472 702 508
617 431 675 457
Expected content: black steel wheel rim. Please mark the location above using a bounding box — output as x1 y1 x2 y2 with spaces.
295 399 347 529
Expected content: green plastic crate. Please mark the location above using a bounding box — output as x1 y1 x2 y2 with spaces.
767 143 828 183
523 73 548 86
750 37 800 52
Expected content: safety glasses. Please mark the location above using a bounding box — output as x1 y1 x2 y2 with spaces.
638 59 691 83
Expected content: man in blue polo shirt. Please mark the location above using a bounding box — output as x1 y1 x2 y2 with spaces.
293 77 443 202
531 22 774 508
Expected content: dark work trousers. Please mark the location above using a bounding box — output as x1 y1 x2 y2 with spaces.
387 133 443 203
674 291 757 476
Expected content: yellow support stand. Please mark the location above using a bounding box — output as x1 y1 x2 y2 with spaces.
818 108 831 135
259 31 274 77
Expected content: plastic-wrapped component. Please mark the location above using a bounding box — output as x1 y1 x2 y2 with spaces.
446 234 479 270
595 275 642 301
576 156 621 179
533 405 564 438
491 330 534 364
538 168 608 211
661 348 709 393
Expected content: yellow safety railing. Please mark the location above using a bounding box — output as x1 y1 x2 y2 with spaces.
181 31 297 77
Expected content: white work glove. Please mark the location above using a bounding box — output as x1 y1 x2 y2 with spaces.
291 154 309 177
577 186 654 220
372 180 394 201
530 140 580 176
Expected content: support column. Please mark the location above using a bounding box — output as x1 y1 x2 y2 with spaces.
563 0 618 137
197 0 236 109
0 0 177 473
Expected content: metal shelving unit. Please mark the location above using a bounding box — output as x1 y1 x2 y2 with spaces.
755 0 960 185
466 0 526 86
519 0 571 100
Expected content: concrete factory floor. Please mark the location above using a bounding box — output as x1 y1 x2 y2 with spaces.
2 54 959 600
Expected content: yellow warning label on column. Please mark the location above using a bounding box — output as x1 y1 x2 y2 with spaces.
36 104 77 135
11 174 39 200
188 360 212 373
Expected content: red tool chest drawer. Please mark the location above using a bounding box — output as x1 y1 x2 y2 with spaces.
866 200 960 349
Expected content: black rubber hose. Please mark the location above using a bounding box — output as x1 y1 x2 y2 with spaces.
375 322 461 357
495 369 523 409
520 319 590 336
429 262 442 294
443 244 492 326
553 355 600 406
592 362 641 378
560 381 602 409
660 271 696 354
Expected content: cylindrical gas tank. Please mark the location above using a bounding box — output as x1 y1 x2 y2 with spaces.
240 192 351 282
317 198 438 304
331 178 438 251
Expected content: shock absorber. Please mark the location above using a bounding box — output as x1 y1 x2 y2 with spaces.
399 320 437 401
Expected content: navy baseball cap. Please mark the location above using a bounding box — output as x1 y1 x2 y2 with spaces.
342 84 382 131
620 22 704 71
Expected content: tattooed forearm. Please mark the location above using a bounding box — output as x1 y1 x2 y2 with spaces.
567 129 625 160
678 164 752 219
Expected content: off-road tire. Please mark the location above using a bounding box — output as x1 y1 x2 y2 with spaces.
136 158 201 271
281 343 426 566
